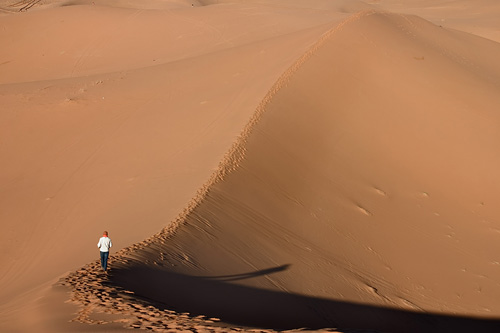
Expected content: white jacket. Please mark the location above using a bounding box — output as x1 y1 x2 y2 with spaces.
97 236 112 252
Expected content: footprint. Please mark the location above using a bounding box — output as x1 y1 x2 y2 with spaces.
356 204 372 216
373 187 387 197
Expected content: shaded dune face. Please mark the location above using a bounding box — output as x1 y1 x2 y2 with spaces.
110 11 500 332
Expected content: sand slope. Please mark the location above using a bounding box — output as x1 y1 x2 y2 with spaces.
108 10 500 333
2 0 500 332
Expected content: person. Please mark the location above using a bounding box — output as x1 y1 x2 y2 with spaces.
97 231 112 272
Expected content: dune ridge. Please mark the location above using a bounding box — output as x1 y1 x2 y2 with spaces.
114 9 380 258
61 9 500 333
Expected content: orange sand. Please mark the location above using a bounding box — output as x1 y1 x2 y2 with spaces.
1 1 500 332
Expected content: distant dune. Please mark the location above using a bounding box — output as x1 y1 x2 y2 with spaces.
1 1 500 332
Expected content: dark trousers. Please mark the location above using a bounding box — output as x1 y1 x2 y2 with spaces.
100 251 109 271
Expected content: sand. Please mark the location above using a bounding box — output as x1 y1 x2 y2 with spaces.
1 0 500 332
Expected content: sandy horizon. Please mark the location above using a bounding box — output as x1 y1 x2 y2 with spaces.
2 1 500 332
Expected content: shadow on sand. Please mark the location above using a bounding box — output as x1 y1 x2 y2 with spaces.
109 264 500 333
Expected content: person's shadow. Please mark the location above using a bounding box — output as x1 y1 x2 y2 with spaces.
198 264 291 282
109 263 500 333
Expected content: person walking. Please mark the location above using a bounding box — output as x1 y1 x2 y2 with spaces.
97 231 112 272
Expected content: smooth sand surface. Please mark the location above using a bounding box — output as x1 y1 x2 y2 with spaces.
1 1 500 332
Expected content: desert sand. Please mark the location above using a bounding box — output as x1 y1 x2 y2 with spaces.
1 0 500 332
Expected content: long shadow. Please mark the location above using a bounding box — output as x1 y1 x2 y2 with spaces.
109 264 500 333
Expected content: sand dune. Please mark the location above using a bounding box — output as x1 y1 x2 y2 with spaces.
101 10 500 332
2 1 500 332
